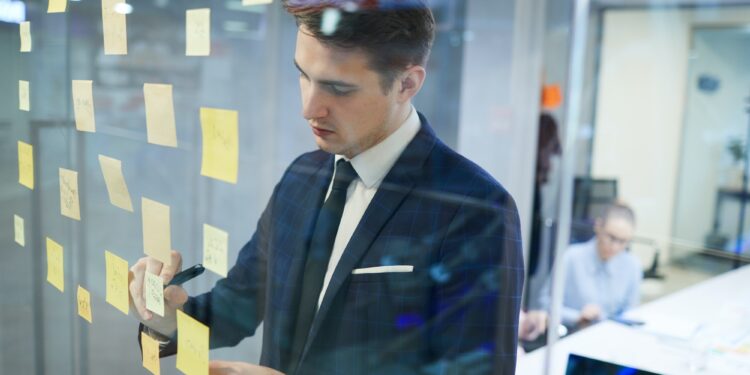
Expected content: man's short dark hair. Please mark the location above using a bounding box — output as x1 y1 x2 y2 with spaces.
283 0 436 93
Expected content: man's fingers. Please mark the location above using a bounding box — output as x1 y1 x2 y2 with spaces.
209 360 284 375
129 257 152 320
159 250 183 285
164 285 188 309
209 360 233 375
145 257 164 281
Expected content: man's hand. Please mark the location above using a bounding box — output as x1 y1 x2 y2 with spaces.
579 304 602 324
209 360 284 375
129 250 188 336
518 310 548 341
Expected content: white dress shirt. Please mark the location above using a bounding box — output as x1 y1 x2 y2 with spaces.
537 239 643 326
316 106 421 307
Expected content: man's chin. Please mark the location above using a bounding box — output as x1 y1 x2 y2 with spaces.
314 138 359 158
315 140 340 155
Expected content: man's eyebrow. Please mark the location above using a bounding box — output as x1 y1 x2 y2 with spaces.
293 60 308 77
293 60 358 88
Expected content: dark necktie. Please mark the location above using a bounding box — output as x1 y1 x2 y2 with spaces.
288 159 358 373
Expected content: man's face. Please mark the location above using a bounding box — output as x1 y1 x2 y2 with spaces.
294 27 405 158
594 217 634 261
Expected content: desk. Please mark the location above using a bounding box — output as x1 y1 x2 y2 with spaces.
517 265 750 375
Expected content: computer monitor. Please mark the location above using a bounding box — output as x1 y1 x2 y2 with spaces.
570 177 618 243
565 353 662 375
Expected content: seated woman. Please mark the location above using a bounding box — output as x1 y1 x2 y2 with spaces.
540 202 643 329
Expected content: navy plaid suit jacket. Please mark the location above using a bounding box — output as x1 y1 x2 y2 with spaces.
178 114 524 374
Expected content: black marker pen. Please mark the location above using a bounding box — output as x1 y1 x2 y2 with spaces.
167 264 206 286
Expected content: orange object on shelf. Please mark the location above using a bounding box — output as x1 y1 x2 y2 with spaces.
542 84 563 110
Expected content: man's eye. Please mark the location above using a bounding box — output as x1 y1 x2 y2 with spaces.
328 85 354 96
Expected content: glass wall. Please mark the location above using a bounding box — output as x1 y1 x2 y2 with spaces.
7 0 750 374
1 0 542 374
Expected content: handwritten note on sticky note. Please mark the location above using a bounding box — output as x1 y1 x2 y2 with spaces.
102 0 127 55
98 155 133 212
48 0 67 13
186 9 210 56
203 224 228 277
176 310 209 375
19 80 29 111
242 0 273 6
105 250 129 315
18 141 34 190
143 83 177 147
46 237 64 293
200 107 239 184
141 331 161 375
20 22 31 52
77 285 93 323
72 80 96 132
14 214 25 247
59 168 81 221
145 271 165 317
142 198 172 266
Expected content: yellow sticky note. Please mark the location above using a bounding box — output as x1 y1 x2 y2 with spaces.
72 80 96 132
98 155 134 212
186 9 210 56
145 271 165 317
203 224 228 277
200 107 239 184
141 331 161 375
105 250 130 315
176 310 209 375
77 285 93 323
18 141 34 190
59 168 81 221
19 80 29 111
141 198 172 266
143 83 177 147
102 0 128 55
48 0 67 13
20 21 31 52
46 237 64 293
14 214 25 247
242 0 273 5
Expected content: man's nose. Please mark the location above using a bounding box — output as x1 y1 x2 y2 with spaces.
302 86 329 120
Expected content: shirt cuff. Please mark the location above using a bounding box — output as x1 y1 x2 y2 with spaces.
144 326 172 348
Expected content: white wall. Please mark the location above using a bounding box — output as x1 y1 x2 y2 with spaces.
592 7 750 260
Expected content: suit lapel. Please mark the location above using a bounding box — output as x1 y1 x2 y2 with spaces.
274 152 333 366
301 115 438 360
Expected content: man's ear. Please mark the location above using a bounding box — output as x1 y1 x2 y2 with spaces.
396 65 426 103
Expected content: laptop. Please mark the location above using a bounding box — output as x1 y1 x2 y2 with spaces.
565 353 662 375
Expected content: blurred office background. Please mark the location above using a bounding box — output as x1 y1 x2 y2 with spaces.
2 0 750 374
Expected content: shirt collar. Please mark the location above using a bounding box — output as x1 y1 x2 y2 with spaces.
335 106 420 188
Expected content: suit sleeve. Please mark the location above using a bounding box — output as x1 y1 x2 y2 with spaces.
423 188 525 374
137 188 275 357
179 189 276 350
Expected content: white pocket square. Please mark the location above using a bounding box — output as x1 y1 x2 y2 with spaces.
351 265 414 275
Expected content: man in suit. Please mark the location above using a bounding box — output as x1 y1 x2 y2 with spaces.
129 1 524 374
